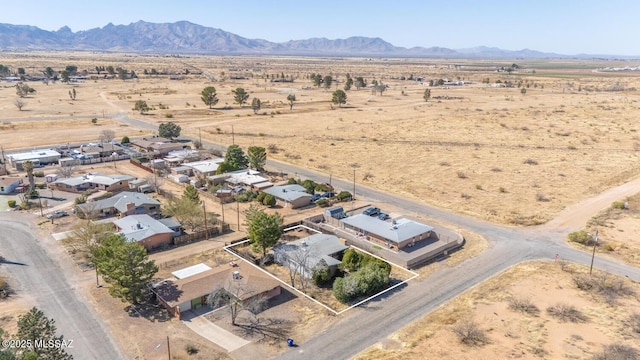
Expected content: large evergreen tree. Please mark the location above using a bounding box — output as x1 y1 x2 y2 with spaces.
331 90 347 107
92 234 158 304
201 86 219 109
158 122 181 139
16 307 73 359
247 210 283 259
232 88 249 108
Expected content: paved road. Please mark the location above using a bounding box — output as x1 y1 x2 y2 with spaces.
0 213 123 359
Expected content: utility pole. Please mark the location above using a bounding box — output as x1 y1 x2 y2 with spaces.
352 168 356 211
237 201 240 231
166 336 171 360
589 229 599 276
38 196 43 217
202 201 209 240
231 125 235 145
199 127 202 146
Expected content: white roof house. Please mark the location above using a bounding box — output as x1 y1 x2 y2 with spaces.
183 159 225 176
341 214 434 249
263 184 311 208
226 170 273 189
7 149 61 169
114 214 174 243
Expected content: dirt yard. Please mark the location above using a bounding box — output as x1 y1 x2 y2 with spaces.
1 53 640 226
354 260 640 360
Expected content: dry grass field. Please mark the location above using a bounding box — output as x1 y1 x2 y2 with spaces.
355 261 640 360
1 52 640 225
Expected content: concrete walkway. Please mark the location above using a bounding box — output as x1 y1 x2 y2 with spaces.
181 310 250 352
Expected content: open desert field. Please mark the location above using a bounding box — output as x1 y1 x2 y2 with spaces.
2 52 640 226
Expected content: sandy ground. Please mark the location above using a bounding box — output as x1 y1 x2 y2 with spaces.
355 261 640 360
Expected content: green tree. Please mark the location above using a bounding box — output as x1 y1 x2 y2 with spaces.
342 248 361 272
134 100 150 114
331 89 347 108
263 194 276 207
251 97 261 114
22 160 35 192
323 75 333 91
60 70 70 83
17 67 25 75
65 65 77 74
92 234 158 304
312 73 323 87
182 184 200 204
121 136 130 144
117 68 127 81
287 93 296 110
247 146 267 171
16 307 73 360
106 66 115 75
162 196 204 232
312 259 332 286
247 210 283 259
521 88 527 95
344 75 353 91
200 86 219 109
158 122 181 139
15 83 35 98
232 87 249 108
423 88 431 102
44 67 55 78
355 77 365 90
223 144 248 170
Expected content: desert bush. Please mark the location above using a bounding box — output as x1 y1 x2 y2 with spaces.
263 194 276 207
185 344 199 355
594 273 635 305
315 198 329 207
34 171 45 177
524 158 538 165
7 200 16 208
165 113 173 118
256 192 266 203
612 201 627 210
627 313 640 334
546 303 588 323
499 187 507 193
491 167 502 172
452 319 489 346
536 193 549 202
592 343 637 360
36 183 46 189
572 274 594 290
568 230 594 245
602 244 615 251
456 171 467 179
508 297 540 315
336 191 352 201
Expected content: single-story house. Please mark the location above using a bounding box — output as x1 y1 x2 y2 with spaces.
131 137 186 155
74 143 122 158
274 234 348 278
183 159 225 177
76 191 161 218
7 149 61 170
163 149 201 166
226 170 273 191
152 262 282 319
45 174 58 183
0 177 22 195
263 184 312 209
114 214 174 251
157 217 183 237
170 165 193 176
340 214 434 250
51 173 134 193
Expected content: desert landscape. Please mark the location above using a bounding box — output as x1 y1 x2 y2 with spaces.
1 50 640 360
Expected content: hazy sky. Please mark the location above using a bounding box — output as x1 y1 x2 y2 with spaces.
1 0 638 56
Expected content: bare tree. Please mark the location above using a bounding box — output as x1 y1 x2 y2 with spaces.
63 219 114 261
275 244 314 290
99 129 116 143
14 99 26 111
56 163 77 178
206 279 268 326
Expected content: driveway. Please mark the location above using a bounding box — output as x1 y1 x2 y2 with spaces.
181 309 250 352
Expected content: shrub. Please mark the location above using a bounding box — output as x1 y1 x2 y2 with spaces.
507 297 540 315
287 177 298 185
256 192 266 203
312 259 332 286
263 194 276 207
74 193 88 205
315 198 330 207
7 200 16 208
456 171 467 179
568 230 594 245
452 320 488 346
342 248 361 272
336 191 352 201
602 244 615 251
546 303 588 323
627 313 640 333
34 171 45 177
593 343 637 360
612 200 627 210
165 113 174 118
121 136 130 144
524 158 538 165
185 344 199 355
36 183 46 189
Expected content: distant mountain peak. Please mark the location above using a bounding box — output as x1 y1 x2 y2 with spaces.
0 20 616 58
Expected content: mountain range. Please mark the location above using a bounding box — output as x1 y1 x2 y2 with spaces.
0 20 626 59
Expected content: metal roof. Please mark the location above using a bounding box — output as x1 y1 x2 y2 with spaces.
171 263 212 280
114 214 174 242
341 214 434 244
263 184 311 202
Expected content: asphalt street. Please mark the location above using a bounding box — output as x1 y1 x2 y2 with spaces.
0 214 123 359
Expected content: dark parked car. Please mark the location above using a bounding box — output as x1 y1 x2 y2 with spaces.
362 207 380 216
377 213 390 220
46 210 69 219
323 191 336 198
311 193 324 203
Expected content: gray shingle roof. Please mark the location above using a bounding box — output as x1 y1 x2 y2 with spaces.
263 184 311 202
114 214 173 242
78 191 160 213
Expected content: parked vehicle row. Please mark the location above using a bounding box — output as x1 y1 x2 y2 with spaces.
362 207 391 220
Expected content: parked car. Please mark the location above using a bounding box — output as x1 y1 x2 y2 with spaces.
310 193 324 203
323 191 336 198
362 207 380 216
377 213 390 220
46 210 69 219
